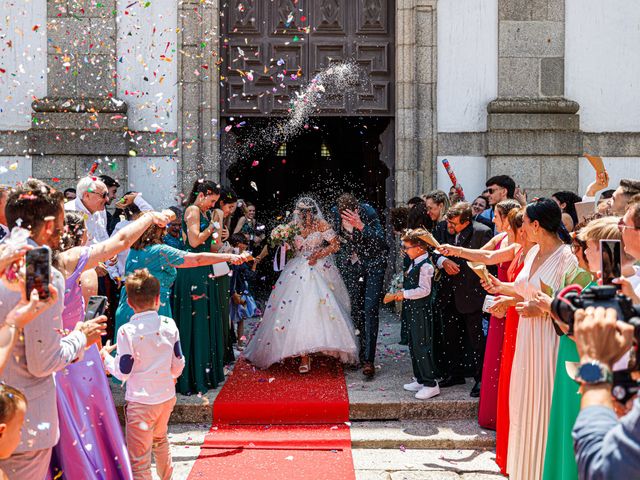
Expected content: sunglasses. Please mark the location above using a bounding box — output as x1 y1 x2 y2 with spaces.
486 187 503 194
90 190 108 199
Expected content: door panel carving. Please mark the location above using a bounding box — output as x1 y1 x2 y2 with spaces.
220 0 394 116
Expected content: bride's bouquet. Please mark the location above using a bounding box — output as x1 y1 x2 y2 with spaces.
269 223 300 269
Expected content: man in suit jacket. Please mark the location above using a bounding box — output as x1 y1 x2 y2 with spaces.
432 201 493 397
0 180 106 478
332 194 389 379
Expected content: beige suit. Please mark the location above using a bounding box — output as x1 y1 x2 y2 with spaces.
0 247 86 479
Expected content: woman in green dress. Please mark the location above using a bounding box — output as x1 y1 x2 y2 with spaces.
211 188 239 364
173 181 243 394
114 222 243 341
542 216 638 480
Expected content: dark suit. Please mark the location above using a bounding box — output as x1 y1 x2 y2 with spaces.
433 220 493 380
332 203 389 364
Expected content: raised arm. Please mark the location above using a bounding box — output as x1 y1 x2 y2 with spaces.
233 216 247 234
440 242 519 266
178 252 244 268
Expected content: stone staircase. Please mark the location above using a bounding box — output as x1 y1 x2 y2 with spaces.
112 310 494 452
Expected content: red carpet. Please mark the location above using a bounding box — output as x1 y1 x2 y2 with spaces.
188 357 355 480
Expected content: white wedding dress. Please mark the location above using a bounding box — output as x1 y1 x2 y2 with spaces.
243 228 359 369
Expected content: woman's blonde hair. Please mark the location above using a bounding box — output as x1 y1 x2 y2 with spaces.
577 216 635 263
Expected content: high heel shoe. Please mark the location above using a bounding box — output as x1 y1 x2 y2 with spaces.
299 356 311 374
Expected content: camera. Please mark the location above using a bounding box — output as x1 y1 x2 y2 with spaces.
551 284 640 403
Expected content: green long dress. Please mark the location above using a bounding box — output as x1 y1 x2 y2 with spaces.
542 276 595 480
173 211 225 395
215 275 235 364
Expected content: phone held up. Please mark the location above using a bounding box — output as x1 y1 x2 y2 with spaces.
25 246 51 300
600 239 622 287
84 296 108 321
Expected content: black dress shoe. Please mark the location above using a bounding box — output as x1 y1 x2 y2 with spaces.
439 376 466 388
470 381 481 398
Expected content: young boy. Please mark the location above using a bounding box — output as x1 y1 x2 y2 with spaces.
100 269 185 480
394 229 439 400
0 385 27 480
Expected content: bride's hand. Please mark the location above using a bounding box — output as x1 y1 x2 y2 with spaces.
308 254 318 266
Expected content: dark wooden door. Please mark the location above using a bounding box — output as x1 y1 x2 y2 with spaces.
220 0 395 116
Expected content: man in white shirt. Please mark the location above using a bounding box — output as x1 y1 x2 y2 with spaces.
64 176 110 244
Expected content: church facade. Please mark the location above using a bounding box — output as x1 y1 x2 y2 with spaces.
1 0 639 208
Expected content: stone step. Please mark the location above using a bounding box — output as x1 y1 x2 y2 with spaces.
164 419 494 451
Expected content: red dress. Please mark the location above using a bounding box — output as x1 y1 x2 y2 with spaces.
477 236 511 430
495 247 525 473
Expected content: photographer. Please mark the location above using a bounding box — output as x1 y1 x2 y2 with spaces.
572 306 640 479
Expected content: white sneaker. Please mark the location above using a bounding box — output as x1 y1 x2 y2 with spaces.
403 380 423 392
415 383 440 400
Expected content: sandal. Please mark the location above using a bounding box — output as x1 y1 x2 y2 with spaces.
299 355 311 374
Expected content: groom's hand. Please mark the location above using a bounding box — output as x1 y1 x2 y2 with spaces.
341 209 364 231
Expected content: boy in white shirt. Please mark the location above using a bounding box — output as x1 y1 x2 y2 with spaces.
392 229 439 400
101 268 184 480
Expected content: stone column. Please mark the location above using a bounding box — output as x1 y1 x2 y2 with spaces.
178 0 220 192
395 0 418 205
416 0 437 196
487 0 582 197
31 0 129 188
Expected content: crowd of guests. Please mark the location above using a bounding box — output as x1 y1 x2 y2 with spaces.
0 168 637 480
0 176 265 479
391 173 640 479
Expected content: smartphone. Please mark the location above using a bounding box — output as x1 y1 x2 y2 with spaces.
482 295 497 314
600 239 622 286
84 296 108 321
25 246 51 300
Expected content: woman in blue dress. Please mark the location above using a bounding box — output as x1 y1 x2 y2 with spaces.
114 223 245 339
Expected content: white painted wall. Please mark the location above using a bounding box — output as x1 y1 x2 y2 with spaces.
0 157 33 184
437 0 498 133
578 157 640 198
436 156 488 201
116 0 178 132
566 1 640 132
127 156 178 209
0 0 47 130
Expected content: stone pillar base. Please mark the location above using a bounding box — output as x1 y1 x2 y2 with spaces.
28 97 132 188
486 98 582 197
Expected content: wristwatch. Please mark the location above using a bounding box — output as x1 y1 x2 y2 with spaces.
575 361 613 385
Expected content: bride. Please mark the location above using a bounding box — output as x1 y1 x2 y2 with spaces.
243 197 358 373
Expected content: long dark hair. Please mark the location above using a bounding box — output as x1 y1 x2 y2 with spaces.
407 202 434 230
217 188 238 207
186 180 220 206
552 191 582 226
526 197 571 244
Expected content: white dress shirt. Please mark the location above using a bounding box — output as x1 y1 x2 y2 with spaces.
104 310 185 405
64 197 109 245
403 252 434 300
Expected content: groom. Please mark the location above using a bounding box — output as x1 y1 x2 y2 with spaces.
332 194 389 379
